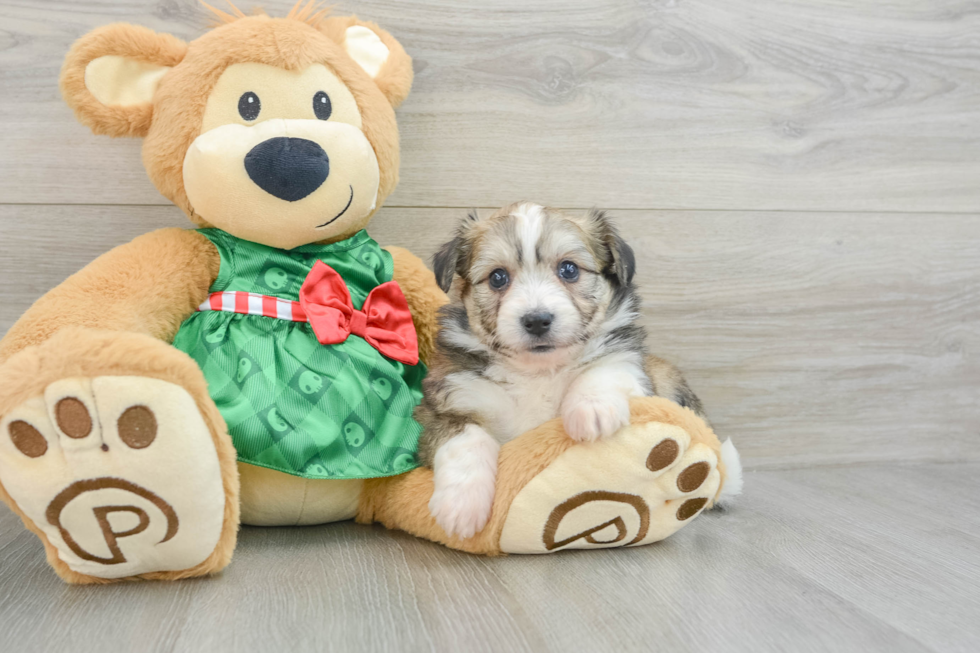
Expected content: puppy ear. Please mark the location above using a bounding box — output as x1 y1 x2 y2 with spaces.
60 23 187 138
319 16 414 108
587 209 636 286
609 230 637 286
432 237 462 293
432 211 480 293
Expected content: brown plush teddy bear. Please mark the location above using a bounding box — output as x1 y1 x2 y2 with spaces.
0 3 735 584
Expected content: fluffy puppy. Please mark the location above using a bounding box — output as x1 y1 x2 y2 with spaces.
415 202 705 538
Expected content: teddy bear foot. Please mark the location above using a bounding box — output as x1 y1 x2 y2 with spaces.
498 413 722 553
0 375 231 582
358 396 735 555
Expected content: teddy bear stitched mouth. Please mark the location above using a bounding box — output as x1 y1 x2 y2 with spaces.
244 136 329 202
316 185 355 228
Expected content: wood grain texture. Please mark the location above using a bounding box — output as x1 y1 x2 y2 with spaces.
2 204 977 469
1 0 980 210
2 463 978 653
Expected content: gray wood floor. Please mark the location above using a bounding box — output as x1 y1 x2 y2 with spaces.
3 463 979 652
1 1 979 651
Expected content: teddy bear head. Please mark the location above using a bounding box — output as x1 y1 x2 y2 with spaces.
60 3 413 249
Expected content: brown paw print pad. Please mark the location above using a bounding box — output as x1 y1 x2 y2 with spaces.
675 461 711 521
645 439 680 472
50 397 157 450
55 397 92 439
117 406 157 449
677 461 710 493
9 421 47 458
645 439 712 522
676 497 708 521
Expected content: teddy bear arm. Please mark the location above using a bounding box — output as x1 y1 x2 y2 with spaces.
384 246 448 366
0 228 219 362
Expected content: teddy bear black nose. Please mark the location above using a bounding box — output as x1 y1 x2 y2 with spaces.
244 137 329 202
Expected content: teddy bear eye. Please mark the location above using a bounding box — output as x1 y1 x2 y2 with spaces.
238 92 260 121
313 91 332 120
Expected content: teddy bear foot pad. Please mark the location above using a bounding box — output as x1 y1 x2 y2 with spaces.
499 420 721 553
0 376 226 579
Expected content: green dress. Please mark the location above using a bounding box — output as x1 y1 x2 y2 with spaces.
172 229 426 480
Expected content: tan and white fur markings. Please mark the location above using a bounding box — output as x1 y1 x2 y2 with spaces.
416 203 706 539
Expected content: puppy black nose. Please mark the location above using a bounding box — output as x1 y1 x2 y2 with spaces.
521 312 553 337
245 137 329 202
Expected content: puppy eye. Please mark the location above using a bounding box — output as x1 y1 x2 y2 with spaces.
558 260 580 282
313 91 332 120
488 268 510 290
238 92 261 121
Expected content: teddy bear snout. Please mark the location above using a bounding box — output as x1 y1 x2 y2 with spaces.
244 137 330 202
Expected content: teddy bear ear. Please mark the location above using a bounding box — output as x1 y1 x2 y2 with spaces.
60 23 187 138
320 17 414 108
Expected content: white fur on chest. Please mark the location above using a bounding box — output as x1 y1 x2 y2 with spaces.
487 363 578 441
442 362 579 444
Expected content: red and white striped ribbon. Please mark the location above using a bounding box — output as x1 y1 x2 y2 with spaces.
196 291 309 323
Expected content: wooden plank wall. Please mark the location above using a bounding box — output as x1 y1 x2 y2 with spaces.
1 0 978 470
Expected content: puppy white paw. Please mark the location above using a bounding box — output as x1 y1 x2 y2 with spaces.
429 480 495 540
429 424 499 539
562 391 631 442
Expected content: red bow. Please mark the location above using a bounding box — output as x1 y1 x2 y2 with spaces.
299 261 419 366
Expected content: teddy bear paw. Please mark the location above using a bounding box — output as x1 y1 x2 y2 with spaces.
499 416 723 553
0 376 227 580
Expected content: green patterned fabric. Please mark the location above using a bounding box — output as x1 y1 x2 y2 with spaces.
172 229 426 480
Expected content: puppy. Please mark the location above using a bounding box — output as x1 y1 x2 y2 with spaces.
416 202 705 538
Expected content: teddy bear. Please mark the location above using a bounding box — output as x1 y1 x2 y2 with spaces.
0 3 737 583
